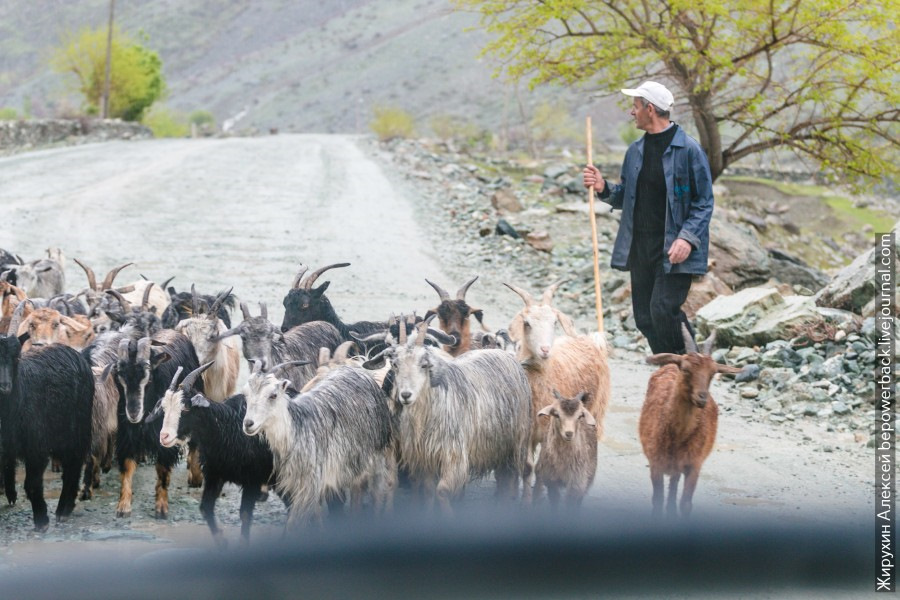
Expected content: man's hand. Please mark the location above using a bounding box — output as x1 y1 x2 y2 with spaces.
668 238 692 264
583 165 605 193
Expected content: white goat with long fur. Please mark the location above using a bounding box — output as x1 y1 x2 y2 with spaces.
375 317 532 514
174 287 240 402
505 280 610 502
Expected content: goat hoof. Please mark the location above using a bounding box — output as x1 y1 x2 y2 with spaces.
80 490 92 502
187 476 203 488
116 509 131 518
34 521 50 533
155 509 168 519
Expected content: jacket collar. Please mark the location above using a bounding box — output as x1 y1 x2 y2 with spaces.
634 123 684 155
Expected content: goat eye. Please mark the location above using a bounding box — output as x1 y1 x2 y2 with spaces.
523 321 532 329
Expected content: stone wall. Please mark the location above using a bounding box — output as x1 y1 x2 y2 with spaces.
0 118 152 155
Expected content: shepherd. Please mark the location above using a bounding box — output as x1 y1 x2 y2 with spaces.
583 81 714 355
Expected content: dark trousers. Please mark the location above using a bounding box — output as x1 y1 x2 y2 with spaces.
629 232 695 355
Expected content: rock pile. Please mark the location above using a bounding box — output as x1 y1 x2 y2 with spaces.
0 118 151 155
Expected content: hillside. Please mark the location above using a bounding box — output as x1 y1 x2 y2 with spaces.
0 0 623 144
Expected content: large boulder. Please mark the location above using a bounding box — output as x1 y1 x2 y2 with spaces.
709 219 771 290
814 220 900 316
696 286 824 347
683 270 732 319
767 248 830 291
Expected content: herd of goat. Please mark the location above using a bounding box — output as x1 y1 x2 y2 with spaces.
0 248 740 543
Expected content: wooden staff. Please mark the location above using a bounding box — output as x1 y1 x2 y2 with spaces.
586 116 605 334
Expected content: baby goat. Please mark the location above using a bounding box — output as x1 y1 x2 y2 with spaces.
533 390 597 510
639 326 741 519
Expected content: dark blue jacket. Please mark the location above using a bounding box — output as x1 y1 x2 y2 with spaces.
599 126 714 275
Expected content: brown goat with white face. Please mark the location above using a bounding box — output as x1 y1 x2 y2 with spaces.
424 276 485 357
639 326 742 520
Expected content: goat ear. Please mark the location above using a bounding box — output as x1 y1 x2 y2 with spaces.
716 363 744 376
537 405 554 418
646 353 682 367
424 308 438 322
470 309 485 327
507 313 524 342
190 394 211 408
554 309 578 337
312 282 330 296
101 362 115 382
17 332 30 345
151 351 171 368
581 409 597 428
279 379 291 393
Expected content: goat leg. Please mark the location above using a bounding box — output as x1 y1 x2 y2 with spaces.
3 452 17 505
649 465 664 519
200 477 226 547
680 465 700 520
239 484 260 545
666 472 681 520
186 443 203 488
24 457 49 532
116 458 137 517
154 462 171 519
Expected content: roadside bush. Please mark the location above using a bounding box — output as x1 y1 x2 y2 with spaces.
0 107 18 120
143 105 189 138
370 106 415 141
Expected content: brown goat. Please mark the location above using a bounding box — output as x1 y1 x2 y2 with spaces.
639 326 742 519
533 390 598 510
17 306 95 350
424 276 486 357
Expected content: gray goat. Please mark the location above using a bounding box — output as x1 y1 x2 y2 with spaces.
242 360 393 527
216 301 341 389
378 317 532 514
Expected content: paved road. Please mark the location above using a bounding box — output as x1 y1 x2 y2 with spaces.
0 136 871 568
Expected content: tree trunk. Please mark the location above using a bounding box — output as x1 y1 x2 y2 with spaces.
687 94 724 181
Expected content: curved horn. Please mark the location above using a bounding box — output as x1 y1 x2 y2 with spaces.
117 338 131 359
541 279 569 306
207 287 233 320
503 282 534 308
701 329 717 355
681 323 699 354
416 314 436 346
350 330 389 344
7 299 27 336
397 313 408 345
168 366 184 392
141 282 155 312
136 337 152 360
160 276 175 292
301 262 350 290
259 302 267 321
425 278 450 301
332 341 357 362
105 289 132 313
270 359 311 374
191 284 200 316
181 361 214 392
240 302 252 321
455 276 479 300
101 262 134 291
73 258 97 291
212 325 242 341
291 265 309 289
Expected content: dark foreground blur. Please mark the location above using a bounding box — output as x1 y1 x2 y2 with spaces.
0 505 868 599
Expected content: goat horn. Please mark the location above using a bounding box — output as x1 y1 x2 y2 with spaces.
416 314 436 346
425 278 450 301
105 289 132 313
249 358 263 375
181 361 214 393
301 262 350 290
240 302 251 321
317 347 331 365
270 359 311 374
117 338 131 359
398 313 408 345
7 299 27 336
141 283 155 312
259 302 267 320
350 330 388 344
541 279 569 306
136 337 152 360
702 329 717 356
207 287 233 320
168 366 184 392
213 325 242 341
503 282 534 308
681 323 699 354
73 258 98 291
191 284 200 316
160 276 175 292
291 265 309 289
101 262 134 291
333 341 356 362
455 275 479 300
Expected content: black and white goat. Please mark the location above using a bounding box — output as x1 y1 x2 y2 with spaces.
0 302 94 531
150 362 284 546
217 301 341 390
162 282 236 329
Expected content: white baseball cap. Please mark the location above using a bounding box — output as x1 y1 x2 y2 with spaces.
621 81 674 111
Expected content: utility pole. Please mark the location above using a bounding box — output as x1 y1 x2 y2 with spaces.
101 0 115 119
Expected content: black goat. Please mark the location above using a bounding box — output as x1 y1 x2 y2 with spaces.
217 301 341 390
104 287 163 337
149 363 285 546
0 303 94 531
161 283 235 329
280 263 389 345
102 329 203 518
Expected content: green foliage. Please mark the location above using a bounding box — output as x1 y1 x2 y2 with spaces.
619 122 641 147
0 107 18 120
370 106 415 141
51 27 166 121
456 0 900 187
430 113 495 150
529 101 578 149
188 110 215 127
143 105 189 138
